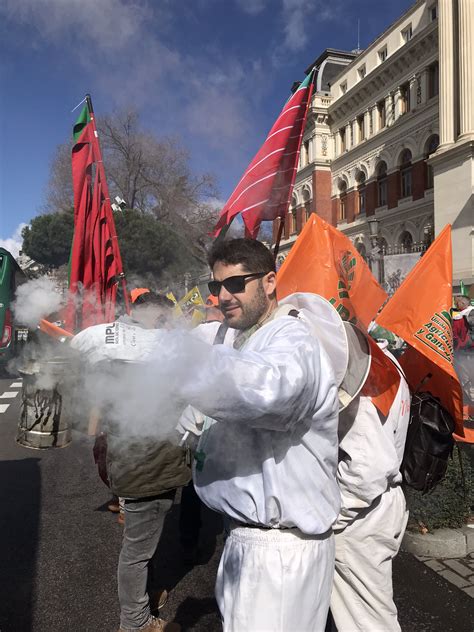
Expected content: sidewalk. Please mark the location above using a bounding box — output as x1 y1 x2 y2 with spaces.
414 553 474 598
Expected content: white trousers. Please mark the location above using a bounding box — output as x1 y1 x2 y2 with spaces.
216 523 335 632
331 486 408 632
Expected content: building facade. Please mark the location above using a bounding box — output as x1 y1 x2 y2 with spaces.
274 0 473 291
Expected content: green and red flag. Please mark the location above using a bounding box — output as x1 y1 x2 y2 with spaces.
65 96 128 332
213 70 315 239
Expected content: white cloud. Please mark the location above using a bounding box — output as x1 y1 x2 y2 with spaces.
235 0 268 15
0 0 265 155
0 223 28 258
280 0 341 53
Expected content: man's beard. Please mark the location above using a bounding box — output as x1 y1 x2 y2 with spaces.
223 281 270 330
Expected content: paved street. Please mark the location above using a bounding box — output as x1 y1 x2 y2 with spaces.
0 374 473 632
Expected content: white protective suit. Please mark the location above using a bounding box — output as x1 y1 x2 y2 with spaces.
71 299 341 632
331 350 410 632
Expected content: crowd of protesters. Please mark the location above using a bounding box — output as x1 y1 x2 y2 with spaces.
70 238 473 632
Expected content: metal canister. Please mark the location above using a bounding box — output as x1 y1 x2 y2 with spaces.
16 358 72 449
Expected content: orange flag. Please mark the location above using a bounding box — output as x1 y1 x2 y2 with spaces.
376 224 464 436
277 213 387 329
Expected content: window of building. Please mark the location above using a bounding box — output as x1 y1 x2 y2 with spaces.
339 182 347 222
399 230 413 252
428 62 439 98
400 149 412 198
290 208 297 234
339 128 346 152
429 3 438 21
357 115 365 142
356 172 366 216
377 100 386 129
378 47 388 63
358 65 366 80
377 162 388 206
401 24 413 43
302 140 310 167
340 81 347 95
400 82 411 114
356 242 367 261
425 134 439 189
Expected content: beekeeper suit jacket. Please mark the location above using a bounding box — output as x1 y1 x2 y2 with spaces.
172 312 341 535
331 350 410 632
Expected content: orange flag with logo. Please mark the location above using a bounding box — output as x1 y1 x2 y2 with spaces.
277 213 387 329
376 224 464 436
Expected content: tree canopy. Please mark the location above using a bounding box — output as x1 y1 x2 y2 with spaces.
22 210 74 268
22 208 202 288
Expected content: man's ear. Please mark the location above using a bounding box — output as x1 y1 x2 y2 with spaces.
264 271 277 298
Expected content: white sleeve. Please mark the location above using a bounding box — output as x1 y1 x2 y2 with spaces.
334 394 401 530
155 318 335 432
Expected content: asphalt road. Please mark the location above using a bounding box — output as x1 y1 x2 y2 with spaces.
0 374 472 632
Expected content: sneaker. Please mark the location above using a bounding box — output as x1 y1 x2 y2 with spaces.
149 588 169 611
118 616 180 632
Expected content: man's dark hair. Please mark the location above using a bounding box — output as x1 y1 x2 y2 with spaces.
133 291 174 310
208 238 276 273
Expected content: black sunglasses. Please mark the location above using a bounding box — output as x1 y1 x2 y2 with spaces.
208 272 268 297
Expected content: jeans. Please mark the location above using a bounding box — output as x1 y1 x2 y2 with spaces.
118 493 174 630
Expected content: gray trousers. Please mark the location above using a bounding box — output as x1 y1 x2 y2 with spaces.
118 494 174 630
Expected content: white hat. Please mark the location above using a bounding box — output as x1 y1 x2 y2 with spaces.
278 293 371 410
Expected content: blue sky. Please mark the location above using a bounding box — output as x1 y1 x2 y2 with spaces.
0 0 414 255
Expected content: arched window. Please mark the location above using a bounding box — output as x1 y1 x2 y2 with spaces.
338 181 347 221
290 208 297 235
377 162 388 207
399 230 413 252
425 134 439 189
356 242 367 261
356 171 366 216
400 149 412 198
302 189 311 226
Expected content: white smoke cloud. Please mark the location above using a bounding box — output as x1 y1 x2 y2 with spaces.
12 276 63 328
0 223 28 258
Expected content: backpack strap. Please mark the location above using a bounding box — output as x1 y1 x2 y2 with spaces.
213 322 229 345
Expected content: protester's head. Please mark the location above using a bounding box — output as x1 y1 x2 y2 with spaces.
455 295 470 310
132 291 174 329
207 238 277 329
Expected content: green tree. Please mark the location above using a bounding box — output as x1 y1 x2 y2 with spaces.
22 209 74 268
21 208 203 286
113 209 202 285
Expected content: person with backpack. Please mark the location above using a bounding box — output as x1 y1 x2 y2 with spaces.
453 295 474 418
330 345 411 632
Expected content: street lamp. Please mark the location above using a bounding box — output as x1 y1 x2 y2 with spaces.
367 217 382 283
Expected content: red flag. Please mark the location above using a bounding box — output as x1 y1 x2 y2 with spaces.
214 71 314 239
376 225 464 436
65 98 127 332
277 213 387 330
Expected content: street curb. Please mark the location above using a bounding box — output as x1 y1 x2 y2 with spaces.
402 526 474 559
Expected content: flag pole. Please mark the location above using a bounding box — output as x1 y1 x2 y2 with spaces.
85 94 130 315
273 217 285 261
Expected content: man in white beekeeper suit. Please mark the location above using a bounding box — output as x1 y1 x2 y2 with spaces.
185 238 342 631
330 341 411 632
72 238 360 631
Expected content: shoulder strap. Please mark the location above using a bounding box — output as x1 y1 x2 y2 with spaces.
213 323 229 345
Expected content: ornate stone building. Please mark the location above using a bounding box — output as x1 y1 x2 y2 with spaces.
274 0 473 290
